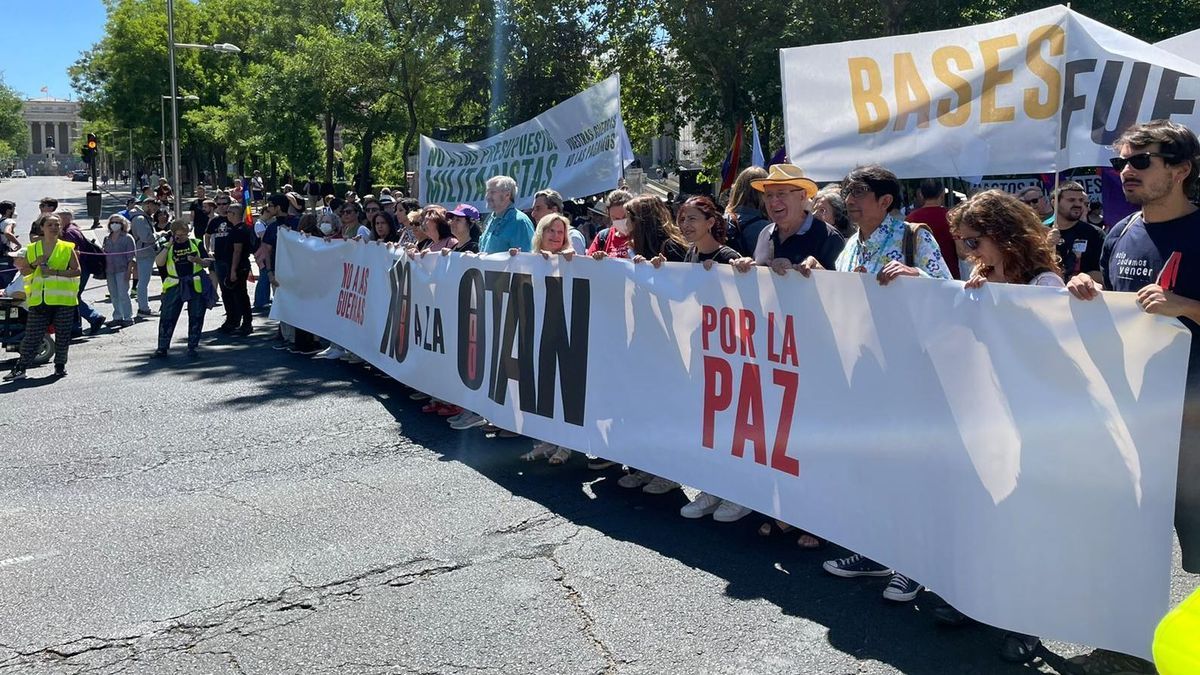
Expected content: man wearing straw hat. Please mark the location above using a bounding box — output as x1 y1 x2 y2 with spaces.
730 163 845 275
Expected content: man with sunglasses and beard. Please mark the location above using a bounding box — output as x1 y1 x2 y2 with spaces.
1068 119 1200 674
1050 181 1104 283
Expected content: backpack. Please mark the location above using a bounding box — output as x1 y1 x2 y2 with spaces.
77 235 106 280
901 221 933 268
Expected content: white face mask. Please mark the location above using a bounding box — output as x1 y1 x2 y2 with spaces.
318 222 333 235
611 218 630 235
108 222 121 233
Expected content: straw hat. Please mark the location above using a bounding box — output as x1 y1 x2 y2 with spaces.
750 164 818 197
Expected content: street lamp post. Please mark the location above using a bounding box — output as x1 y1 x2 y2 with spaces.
160 94 198 192
166 0 242 216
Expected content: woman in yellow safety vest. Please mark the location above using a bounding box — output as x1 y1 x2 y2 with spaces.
152 219 213 358
4 214 81 381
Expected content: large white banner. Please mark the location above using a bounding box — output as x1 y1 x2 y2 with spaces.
781 5 1200 180
418 75 634 210
273 231 1190 660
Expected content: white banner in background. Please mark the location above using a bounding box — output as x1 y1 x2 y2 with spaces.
272 231 1190 660
781 5 1200 180
418 75 634 211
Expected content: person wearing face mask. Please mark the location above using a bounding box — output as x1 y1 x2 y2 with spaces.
102 214 136 328
586 189 634 260
152 220 214 358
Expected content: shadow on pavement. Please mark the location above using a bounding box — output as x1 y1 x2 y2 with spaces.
100 330 1074 675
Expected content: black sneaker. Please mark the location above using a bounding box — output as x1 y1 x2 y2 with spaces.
882 572 922 602
216 324 236 334
186 348 198 358
234 325 252 336
930 604 970 626
151 348 168 358
822 553 892 578
3 367 26 382
53 364 66 378
88 316 106 335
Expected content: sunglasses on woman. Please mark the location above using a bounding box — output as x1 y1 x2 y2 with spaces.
1109 152 1177 171
959 234 988 251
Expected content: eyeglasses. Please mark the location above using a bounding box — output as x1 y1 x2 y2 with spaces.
1109 152 1178 171
1020 196 1043 204
840 184 872 199
763 189 805 202
958 234 988 251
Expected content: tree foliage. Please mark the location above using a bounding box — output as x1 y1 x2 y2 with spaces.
70 0 1200 188
0 76 28 159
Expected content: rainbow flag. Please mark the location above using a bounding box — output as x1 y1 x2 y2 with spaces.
719 122 743 192
241 177 253 225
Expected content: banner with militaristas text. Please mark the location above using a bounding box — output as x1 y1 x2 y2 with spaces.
272 230 1190 661
781 5 1200 180
418 75 634 211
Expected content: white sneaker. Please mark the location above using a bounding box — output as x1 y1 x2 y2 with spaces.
712 500 752 522
642 476 680 495
314 346 346 359
449 412 488 430
680 492 722 518
617 470 654 489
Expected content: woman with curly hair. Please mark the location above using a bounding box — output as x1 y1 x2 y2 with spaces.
950 189 1063 289
931 188 1062 664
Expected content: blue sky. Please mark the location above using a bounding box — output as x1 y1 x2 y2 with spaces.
2 1 108 99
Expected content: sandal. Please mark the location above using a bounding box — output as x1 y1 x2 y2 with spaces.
797 532 825 549
548 447 572 465
520 444 554 461
758 520 795 537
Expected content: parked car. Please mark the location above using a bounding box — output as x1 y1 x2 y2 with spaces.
9 169 26 178
71 169 89 182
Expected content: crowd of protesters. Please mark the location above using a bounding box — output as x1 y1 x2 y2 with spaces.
2 119 1197 673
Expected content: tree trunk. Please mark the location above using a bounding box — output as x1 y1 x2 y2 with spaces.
358 128 377 195
324 113 336 185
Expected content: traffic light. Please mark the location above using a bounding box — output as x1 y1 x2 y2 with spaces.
82 133 98 164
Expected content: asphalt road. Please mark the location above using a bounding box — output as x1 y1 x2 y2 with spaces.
0 176 1196 674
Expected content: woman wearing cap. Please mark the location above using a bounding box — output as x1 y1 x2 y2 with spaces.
930 189 1062 663
731 164 845 276
102 214 136 327
446 204 481 253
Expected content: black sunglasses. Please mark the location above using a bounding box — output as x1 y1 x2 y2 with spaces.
1109 152 1178 171
959 235 988 251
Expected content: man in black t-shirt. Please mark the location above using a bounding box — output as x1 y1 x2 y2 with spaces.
1067 120 1200 579
210 201 253 335
1050 181 1105 281
189 186 210 239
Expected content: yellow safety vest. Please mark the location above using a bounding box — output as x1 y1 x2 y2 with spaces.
1154 586 1200 674
163 239 203 293
24 240 79 307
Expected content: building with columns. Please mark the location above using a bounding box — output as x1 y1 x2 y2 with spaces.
22 97 83 170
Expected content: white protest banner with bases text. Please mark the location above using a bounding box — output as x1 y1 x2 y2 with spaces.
418 75 634 211
272 230 1189 661
781 5 1200 180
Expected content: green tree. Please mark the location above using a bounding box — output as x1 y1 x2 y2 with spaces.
0 76 28 160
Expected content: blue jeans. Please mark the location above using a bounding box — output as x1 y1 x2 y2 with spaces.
253 268 272 309
75 269 104 330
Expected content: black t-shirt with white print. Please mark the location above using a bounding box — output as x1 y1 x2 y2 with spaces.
1102 208 1200 372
